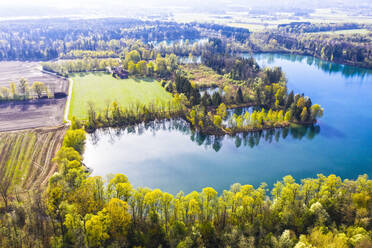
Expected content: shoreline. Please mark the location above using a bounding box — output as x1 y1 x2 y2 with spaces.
251 49 372 70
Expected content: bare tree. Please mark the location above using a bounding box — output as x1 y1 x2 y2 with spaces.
0 176 12 210
18 78 29 100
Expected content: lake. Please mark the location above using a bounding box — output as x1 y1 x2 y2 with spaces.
84 53 372 194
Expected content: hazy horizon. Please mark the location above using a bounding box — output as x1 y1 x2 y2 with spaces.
0 0 371 20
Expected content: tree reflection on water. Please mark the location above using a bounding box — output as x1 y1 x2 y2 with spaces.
89 118 320 152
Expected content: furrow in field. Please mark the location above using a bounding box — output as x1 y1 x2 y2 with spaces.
12 133 32 186
33 132 55 188
1 127 65 191
5 134 25 186
24 132 49 189
0 135 14 182
23 132 45 189
40 128 66 187
20 133 37 188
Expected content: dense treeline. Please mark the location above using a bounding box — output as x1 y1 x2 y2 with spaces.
42 58 120 76
202 52 260 80
42 42 179 78
155 38 248 58
186 98 322 135
1 17 370 70
124 52 178 78
0 18 201 61
84 99 186 131
249 30 372 68
277 22 366 33
195 38 260 80
0 18 251 61
121 23 200 42
195 23 251 42
1 127 370 247
0 79 53 100
61 50 118 59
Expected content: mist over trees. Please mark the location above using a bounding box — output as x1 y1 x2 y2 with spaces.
0 0 371 18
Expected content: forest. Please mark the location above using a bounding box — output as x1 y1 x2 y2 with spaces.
2 18 369 69
0 19 249 61
0 18 201 61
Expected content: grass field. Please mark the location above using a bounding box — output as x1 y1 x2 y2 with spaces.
181 64 231 88
69 72 173 119
0 127 65 192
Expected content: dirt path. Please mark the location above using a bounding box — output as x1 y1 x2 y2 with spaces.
64 78 73 125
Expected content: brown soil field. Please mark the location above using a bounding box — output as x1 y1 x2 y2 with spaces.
0 99 66 131
0 126 66 191
0 61 68 131
0 61 68 93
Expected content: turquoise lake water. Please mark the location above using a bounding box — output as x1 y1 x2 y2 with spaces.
84 53 372 194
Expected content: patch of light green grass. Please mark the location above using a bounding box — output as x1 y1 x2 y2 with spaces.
69 72 173 119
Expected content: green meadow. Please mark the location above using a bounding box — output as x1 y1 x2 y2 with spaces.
69 72 173 119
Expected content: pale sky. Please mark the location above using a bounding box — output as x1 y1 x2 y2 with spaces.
0 0 185 8
0 0 370 13
0 0 229 19
1 0 124 7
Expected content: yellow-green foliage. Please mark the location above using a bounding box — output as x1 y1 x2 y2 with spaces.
47 144 372 248
227 108 290 131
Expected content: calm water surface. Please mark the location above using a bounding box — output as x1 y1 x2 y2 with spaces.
84 53 372 194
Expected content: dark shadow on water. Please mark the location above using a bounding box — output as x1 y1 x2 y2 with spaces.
88 118 321 151
318 122 346 138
